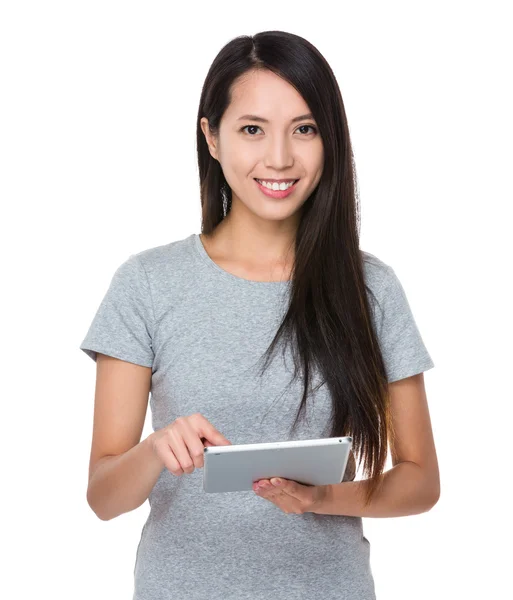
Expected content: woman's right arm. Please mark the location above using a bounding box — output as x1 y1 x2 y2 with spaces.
87 431 164 521
85 353 163 521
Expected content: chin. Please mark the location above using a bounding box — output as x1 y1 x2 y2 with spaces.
251 204 303 221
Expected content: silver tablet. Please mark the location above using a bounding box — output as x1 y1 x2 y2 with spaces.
203 436 353 493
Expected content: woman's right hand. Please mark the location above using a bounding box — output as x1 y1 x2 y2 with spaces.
148 413 232 476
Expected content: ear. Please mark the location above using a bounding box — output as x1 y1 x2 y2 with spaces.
200 117 219 161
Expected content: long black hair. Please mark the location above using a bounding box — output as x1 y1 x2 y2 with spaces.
195 30 395 507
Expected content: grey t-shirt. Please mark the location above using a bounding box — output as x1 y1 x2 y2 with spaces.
80 232 434 600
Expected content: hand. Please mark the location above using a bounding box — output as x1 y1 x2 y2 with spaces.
253 477 329 514
149 413 232 476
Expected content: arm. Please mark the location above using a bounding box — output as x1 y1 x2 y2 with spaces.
313 461 439 517
85 354 164 521
313 373 440 518
87 432 164 521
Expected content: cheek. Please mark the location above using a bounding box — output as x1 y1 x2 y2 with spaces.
223 151 255 182
308 144 324 174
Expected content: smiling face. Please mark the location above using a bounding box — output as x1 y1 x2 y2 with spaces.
200 69 324 225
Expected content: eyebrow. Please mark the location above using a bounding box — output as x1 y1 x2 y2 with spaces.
236 113 314 123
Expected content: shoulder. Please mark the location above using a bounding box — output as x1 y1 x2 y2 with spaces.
132 234 193 270
361 249 393 297
117 234 198 285
118 234 201 310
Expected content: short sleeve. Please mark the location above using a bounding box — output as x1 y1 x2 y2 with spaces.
373 266 435 383
79 254 155 368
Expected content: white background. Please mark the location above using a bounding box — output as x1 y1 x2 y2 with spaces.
2 1 511 598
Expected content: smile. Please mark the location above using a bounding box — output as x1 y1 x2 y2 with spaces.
254 178 300 199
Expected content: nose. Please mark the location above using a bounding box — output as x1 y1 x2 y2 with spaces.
263 135 294 170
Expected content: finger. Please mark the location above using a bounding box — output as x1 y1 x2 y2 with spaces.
173 419 203 471
195 413 232 446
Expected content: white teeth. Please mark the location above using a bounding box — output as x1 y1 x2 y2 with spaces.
256 179 296 191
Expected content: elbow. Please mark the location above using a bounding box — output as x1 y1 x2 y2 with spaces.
431 484 441 507
94 508 112 522
414 465 440 513
86 488 111 521
86 488 133 521
424 480 441 512
421 463 440 510
430 471 441 505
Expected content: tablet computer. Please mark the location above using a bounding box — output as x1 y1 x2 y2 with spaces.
203 436 353 493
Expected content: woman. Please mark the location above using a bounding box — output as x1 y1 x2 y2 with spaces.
81 30 440 600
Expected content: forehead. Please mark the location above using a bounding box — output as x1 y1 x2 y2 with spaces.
224 69 311 121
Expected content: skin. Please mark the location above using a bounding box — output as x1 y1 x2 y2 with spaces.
200 68 324 283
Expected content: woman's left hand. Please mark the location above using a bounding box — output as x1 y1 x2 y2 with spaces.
253 477 329 514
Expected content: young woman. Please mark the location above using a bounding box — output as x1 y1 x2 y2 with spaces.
81 30 440 600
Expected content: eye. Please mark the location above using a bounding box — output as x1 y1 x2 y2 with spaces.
240 124 263 135
296 125 317 135
240 124 318 136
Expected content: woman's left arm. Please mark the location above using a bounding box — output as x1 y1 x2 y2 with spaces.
312 373 440 518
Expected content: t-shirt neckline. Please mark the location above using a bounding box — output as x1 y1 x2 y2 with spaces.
192 233 291 287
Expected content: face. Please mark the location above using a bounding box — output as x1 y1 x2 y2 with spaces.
200 69 324 225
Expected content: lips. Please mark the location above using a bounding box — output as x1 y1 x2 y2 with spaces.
254 177 300 199
254 178 300 185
